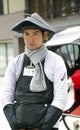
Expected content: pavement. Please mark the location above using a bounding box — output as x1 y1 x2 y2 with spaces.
0 77 80 130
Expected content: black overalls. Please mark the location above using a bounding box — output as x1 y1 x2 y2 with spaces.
14 55 53 129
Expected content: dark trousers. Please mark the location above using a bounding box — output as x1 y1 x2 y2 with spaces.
13 128 58 130
51 128 58 130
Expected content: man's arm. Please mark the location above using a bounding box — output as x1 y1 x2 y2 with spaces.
40 105 62 130
3 104 15 129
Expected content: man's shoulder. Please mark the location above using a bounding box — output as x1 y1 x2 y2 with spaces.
9 53 25 67
47 50 62 59
13 52 24 62
46 50 65 66
14 52 24 59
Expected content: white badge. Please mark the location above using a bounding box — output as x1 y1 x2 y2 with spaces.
23 67 35 76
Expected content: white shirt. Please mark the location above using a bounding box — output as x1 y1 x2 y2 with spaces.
1 50 68 128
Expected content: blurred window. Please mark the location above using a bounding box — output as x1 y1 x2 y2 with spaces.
47 44 80 76
0 43 14 76
56 44 79 68
26 0 80 19
0 0 3 15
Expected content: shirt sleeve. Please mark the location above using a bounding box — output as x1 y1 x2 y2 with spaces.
51 55 68 110
1 59 16 108
1 53 24 109
45 51 68 111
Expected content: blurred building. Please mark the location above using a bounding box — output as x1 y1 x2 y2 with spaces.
0 0 80 76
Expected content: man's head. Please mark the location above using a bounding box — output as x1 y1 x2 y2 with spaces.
23 28 48 50
12 12 55 50
12 12 55 39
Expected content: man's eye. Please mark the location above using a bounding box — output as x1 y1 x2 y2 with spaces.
24 33 28 36
34 33 38 35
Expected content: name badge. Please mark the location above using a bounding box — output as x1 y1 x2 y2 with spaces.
23 66 35 76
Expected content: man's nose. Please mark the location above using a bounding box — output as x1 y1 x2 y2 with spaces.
29 35 34 42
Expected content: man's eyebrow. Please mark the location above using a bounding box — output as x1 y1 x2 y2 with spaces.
33 30 40 33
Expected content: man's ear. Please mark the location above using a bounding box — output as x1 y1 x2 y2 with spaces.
43 31 48 42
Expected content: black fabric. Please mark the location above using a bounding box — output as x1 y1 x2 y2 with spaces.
13 104 48 128
13 55 53 128
3 105 60 130
40 105 62 130
3 104 15 130
51 128 58 130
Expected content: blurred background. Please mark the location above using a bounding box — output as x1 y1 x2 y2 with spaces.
0 0 80 130
0 0 80 76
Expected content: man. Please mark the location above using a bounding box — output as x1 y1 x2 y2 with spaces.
1 12 67 130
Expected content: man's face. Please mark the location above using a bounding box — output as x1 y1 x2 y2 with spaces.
23 29 46 50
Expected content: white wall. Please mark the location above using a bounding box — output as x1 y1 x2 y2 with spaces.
3 0 25 14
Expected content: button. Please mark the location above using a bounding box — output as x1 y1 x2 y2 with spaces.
45 104 47 107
